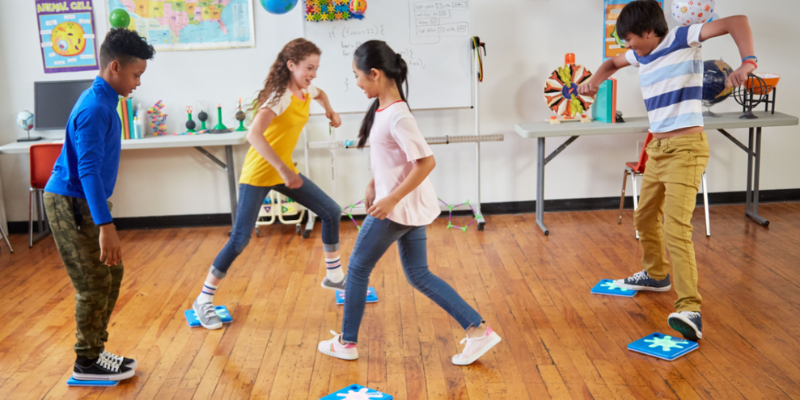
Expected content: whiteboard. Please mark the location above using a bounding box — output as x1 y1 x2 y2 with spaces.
305 0 473 113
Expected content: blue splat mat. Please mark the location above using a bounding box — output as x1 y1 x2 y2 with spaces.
591 279 637 297
335 288 378 305
66 377 120 387
320 384 393 399
184 305 233 327
628 332 699 361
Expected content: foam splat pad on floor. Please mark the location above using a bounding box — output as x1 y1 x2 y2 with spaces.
335 288 378 305
628 332 699 361
320 384 393 399
184 305 233 327
590 279 637 297
66 377 120 387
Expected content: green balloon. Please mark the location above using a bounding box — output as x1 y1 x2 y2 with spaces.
110 9 131 29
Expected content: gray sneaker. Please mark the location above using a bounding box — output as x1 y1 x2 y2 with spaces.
193 297 223 330
321 274 347 291
616 270 672 292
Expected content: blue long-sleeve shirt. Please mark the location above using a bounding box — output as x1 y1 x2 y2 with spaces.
45 76 121 225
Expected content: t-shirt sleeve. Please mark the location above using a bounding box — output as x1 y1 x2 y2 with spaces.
390 112 433 162
687 24 705 48
306 85 319 99
625 50 640 67
260 90 292 116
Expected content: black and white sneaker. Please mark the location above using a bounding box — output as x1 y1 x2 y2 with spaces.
616 270 671 292
73 356 135 381
669 311 703 341
321 274 347 291
101 350 137 369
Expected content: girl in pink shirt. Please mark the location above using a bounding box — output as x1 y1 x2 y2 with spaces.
317 40 501 366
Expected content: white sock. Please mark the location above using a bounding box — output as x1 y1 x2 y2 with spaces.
326 256 344 282
197 280 218 304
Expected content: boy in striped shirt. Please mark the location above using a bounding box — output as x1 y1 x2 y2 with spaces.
579 0 756 341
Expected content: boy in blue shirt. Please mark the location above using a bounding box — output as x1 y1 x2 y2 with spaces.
580 0 756 341
44 28 154 381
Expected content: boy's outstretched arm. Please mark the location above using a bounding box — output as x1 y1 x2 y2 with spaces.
578 54 631 97
700 16 756 87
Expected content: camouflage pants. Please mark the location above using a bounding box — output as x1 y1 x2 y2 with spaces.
44 192 123 359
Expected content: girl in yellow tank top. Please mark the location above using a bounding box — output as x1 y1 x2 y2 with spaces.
191 39 348 329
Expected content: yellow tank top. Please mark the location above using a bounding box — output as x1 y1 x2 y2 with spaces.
239 92 312 187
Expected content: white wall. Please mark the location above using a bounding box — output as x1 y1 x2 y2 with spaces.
2 0 799 223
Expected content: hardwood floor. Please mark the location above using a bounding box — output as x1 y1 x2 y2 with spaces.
1 203 799 399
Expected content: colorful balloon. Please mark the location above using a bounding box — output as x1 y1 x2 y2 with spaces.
671 0 716 26
261 0 299 15
109 8 131 29
350 0 367 15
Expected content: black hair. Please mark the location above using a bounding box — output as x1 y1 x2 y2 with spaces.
354 40 409 149
616 0 669 39
99 28 155 69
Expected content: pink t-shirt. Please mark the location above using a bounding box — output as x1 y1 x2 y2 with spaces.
370 101 440 226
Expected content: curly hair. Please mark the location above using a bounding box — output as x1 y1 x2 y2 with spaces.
100 28 155 68
252 38 321 112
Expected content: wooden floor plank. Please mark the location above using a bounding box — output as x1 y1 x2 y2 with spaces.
1 203 799 400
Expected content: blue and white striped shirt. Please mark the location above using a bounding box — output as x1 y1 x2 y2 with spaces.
626 24 705 133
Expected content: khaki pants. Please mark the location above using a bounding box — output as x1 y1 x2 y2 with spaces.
635 132 709 312
44 192 123 358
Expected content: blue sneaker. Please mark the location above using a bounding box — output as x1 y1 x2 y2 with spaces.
669 311 703 341
616 270 671 292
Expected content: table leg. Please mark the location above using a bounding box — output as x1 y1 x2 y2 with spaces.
745 128 753 213
746 127 769 227
536 137 549 235
225 145 237 226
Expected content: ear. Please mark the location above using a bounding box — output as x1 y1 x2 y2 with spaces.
370 68 381 82
109 59 122 75
645 29 655 39
287 59 296 72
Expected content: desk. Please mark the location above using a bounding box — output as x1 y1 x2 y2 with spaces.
515 111 799 235
0 132 248 226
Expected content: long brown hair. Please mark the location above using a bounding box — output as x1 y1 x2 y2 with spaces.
252 38 321 112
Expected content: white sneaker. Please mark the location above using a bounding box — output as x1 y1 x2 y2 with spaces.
452 325 502 366
317 331 358 360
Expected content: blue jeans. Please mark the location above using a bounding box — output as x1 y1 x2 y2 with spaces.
211 175 341 278
342 216 483 343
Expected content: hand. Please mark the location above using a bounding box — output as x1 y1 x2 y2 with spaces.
280 168 304 189
727 63 757 88
99 225 121 266
364 182 376 210
326 110 342 128
578 82 598 97
367 196 398 220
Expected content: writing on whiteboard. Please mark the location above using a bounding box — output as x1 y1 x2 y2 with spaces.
412 1 469 41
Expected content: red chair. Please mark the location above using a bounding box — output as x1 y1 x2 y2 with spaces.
617 133 710 238
29 143 63 247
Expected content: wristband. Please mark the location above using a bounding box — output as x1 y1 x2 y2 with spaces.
742 56 758 63
742 60 758 69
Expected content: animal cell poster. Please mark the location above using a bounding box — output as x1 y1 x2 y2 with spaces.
36 0 99 73
603 0 663 61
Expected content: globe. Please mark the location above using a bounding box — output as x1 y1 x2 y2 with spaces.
702 59 734 108
260 0 298 15
17 111 34 131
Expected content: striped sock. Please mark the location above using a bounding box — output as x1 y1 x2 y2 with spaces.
197 281 218 304
326 256 344 283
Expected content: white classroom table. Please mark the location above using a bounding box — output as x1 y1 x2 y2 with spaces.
0 132 248 226
515 111 799 235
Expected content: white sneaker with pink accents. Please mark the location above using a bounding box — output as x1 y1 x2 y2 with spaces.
317 331 359 360
452 325 502 365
